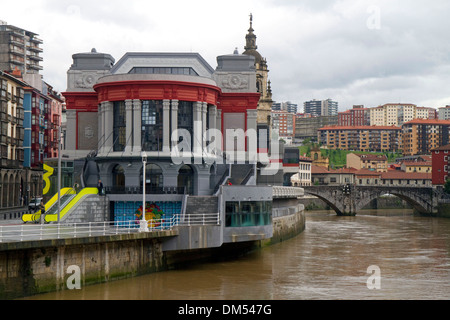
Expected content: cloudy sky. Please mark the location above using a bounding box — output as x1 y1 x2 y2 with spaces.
2 0 450 111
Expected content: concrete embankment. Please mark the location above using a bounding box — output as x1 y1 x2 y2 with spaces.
0 208 305 299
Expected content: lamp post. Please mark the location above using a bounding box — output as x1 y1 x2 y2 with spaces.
141 151 148 232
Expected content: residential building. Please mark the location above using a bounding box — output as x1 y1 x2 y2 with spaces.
355 170 431 187
295 115 338 143
0 21 43 74
402 119 450 156
369 103 434 127
43 83 63 159
312 165 431 187
304 99 338 117
347 153 388 172
271 110 296 143
338 106 369 127
311 165 356 186
291 156 312 186
0 70 25 209
318 125 402 153
400 160 432 173
272 101 298 114
431 144 450 185
438 106 450 120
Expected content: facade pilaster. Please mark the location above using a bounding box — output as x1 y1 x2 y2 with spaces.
66 110 77 151
133 99 141 154
124 100 133 154
247 109 258 162
202 102 208 150
193 102 203 160
98 103 105 155
163 100 171 154
171 100 179 151
103 101 114 154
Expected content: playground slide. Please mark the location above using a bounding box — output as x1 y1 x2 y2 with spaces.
22 188 75 223
45 188 99 223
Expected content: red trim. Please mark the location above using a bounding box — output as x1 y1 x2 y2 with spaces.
93 80 221 105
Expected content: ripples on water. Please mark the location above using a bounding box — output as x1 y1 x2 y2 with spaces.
25 210 450 300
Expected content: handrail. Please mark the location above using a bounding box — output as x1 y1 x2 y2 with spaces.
0 213 221 243
22 188 76 223
45 188 99 223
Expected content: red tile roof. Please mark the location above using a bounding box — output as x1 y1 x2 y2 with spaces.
381 171 431 180
319 125 401 131
403 119 450 126
431 144 450 151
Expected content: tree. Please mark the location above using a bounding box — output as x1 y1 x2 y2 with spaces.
444 179 450 194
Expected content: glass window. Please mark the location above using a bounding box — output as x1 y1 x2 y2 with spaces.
225 201 272 228
177 101 193 146
142 100 163 152
113 101 126 152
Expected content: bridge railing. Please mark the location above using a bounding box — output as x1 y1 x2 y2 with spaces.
273 186 304 198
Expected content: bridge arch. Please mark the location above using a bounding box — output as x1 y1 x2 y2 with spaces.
304 186 437 216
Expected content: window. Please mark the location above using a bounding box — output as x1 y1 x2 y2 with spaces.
129 67 199 76
113 101 126 152
225 201 272 227
177 101 194 146
142 100 163 152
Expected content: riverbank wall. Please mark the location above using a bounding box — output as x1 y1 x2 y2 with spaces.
0 203 305 299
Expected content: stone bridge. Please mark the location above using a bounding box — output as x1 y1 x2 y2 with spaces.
303 185 448 216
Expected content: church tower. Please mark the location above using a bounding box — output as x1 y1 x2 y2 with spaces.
243 14 273 127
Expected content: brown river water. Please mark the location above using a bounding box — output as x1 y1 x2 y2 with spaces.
24 210 450 300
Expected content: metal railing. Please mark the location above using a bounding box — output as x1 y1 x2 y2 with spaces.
0 213 220 243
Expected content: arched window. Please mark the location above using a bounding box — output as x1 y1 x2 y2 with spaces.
112 165 125 189
141 164 163 193
178 165 194 195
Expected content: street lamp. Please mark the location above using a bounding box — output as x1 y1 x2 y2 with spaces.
141 151 148 232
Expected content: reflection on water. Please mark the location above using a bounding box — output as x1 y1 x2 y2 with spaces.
25 210 450 300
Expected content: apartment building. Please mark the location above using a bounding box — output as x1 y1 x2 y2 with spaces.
347 153 388 172
402 119 450 156
438 106 450 120
431 144 450 185
0 21 43 74
318 125 402 153
0 70 25 209
295 115 338 142
369 103 435 127
338 105 369 126
272 110 295 143
304 99 338 117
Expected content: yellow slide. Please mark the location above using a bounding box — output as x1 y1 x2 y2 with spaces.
22 188 99 223
45 188 99 223
22 188 75 223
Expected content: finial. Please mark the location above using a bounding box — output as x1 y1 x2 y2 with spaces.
233 47 239 54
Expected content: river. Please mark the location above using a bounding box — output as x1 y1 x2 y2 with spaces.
24 209 450 300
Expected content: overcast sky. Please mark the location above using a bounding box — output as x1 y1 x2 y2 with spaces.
2 0 450 111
